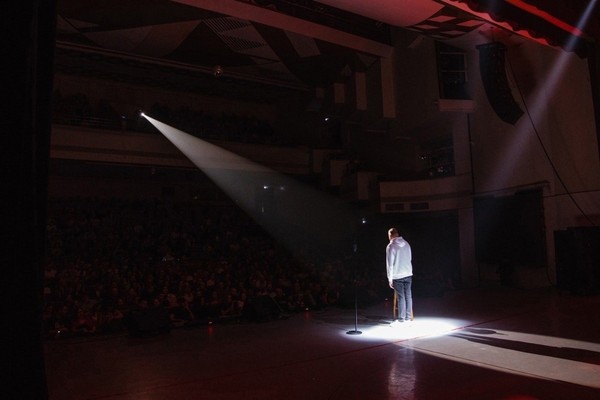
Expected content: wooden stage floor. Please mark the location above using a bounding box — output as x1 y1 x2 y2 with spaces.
44 286 600 400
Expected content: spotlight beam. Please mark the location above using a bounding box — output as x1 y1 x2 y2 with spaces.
483 0 598 222
142 114 358 258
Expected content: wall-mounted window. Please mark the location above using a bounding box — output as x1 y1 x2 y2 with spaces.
437 43 469 100
420 136 454 178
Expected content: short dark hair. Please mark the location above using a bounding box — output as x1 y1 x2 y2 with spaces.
388 227 398 237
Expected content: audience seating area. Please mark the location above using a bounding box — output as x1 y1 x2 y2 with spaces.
43 197 384 339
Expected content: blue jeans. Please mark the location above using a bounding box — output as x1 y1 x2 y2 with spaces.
393 276 413 321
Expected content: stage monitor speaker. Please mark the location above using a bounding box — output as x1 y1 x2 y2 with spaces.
243 295 281 321
477 42 524 125
127 307 171 336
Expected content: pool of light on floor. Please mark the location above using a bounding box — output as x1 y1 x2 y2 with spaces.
342 317 470 342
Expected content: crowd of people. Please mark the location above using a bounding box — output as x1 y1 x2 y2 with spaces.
148 101 276 144
51 90 277 145
43 197 385 339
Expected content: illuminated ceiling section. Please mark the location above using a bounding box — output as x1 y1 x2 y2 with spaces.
444 0 595 56
321 0 596 55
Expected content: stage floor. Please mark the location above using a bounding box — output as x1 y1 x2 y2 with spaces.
44 286 600 400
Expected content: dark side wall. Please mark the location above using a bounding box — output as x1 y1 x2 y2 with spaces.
2 1 55 399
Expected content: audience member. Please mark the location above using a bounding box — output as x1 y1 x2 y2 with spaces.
43 197 384 339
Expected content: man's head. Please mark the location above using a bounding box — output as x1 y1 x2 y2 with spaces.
388 227 399 241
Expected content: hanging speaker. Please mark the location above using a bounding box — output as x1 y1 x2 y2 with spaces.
477 42 524 125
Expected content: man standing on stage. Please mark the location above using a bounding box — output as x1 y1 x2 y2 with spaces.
386 227 413 326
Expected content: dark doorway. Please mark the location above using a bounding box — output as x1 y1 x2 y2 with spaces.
474 188 547 267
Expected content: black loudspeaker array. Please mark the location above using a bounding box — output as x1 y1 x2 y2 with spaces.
477 42 524 125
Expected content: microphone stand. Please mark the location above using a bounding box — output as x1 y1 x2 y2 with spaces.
346 237 362 335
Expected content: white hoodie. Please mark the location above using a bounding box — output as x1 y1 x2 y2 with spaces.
386 236 413 284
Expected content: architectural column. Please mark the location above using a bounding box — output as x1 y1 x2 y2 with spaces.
454 115 478 287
